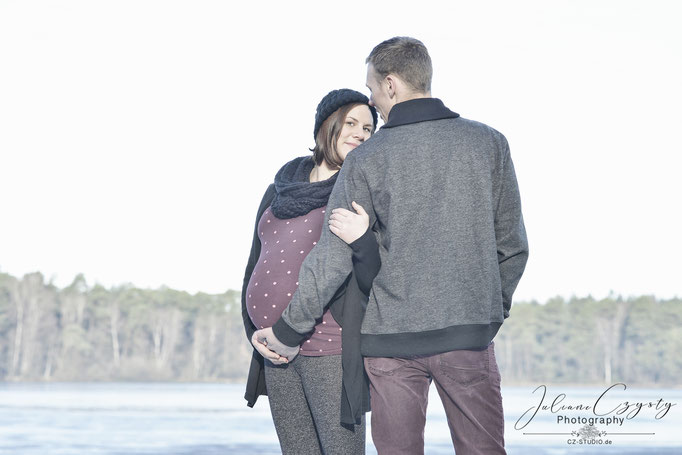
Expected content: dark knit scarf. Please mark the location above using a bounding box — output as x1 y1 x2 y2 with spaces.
270 156 338 219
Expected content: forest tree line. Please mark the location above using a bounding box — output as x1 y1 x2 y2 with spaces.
0 271 680 385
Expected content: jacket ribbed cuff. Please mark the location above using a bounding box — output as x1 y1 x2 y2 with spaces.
349 228 373 253
272 317 308 347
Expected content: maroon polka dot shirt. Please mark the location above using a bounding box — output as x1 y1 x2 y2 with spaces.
246 206 342 356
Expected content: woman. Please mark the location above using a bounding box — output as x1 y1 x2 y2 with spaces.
241 89 380 454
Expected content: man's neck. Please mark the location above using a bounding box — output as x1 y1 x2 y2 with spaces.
395 91 431 104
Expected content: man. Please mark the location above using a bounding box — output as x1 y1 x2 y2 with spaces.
254 36 528 455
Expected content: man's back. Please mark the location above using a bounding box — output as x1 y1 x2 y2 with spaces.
349 100 527 356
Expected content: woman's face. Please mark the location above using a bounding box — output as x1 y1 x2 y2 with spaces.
335 104 374 162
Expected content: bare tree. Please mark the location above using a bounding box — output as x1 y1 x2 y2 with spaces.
596 300 629 384
110 300 121 368
8 279 23 378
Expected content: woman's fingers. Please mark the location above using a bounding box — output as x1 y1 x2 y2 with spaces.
251 332 284 362
331 208 353 218
351 201 367 216
328 219 344 229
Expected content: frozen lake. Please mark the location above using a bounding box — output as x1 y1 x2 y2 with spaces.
0 382 680 454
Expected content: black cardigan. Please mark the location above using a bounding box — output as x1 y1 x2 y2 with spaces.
241 184 380 425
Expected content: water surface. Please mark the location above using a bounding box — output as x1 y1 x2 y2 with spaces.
0 383 679 454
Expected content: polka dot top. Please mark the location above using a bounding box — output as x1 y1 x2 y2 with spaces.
246 205 342 356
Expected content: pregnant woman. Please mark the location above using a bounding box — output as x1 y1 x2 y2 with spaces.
241 89 380 454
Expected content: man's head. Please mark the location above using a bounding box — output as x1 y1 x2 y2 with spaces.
365 37 432 121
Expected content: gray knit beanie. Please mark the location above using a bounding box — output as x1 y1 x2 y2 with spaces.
313 89 377 139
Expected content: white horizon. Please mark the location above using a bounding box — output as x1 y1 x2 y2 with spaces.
1 1 681 303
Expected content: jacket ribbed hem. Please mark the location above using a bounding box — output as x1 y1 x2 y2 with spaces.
360 322 502 357
272 316 308 347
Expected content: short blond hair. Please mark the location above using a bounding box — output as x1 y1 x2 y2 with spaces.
366 37 432 93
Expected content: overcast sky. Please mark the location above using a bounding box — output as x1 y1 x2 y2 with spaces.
1 0 680 302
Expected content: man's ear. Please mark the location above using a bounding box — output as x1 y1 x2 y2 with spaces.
385 74 398 99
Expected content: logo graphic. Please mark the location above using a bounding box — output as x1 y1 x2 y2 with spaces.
573 424 606 440
514 383 676 447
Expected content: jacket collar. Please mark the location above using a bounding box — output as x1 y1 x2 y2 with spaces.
382 98 459 129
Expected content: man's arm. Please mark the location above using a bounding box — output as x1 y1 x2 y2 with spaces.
270 153 375 347
494 141 529 318
329 200 381 297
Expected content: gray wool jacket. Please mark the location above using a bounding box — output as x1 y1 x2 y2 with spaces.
273 98 528 357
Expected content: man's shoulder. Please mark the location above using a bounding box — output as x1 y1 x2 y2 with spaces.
442 117 510 154
378 115 506 140
347 116 509 163
452 116 506 139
